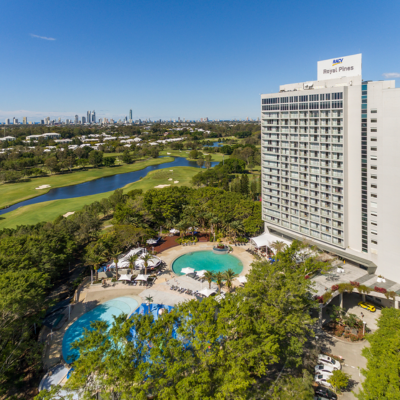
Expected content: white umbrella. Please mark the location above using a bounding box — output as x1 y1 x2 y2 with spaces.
181 267 195 275
237 276 247 284
196 270 207 278
169 228 179 234
146 239 158 245
198 287 217 297
135 274 149 281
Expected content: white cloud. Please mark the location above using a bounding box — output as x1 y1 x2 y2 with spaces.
382 72 400 78
30 33 56 41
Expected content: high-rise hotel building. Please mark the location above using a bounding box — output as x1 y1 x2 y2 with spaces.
261 54 400 281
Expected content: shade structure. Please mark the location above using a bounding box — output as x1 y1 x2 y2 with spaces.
181 267 195 275
118 274 133 281
237 276 247 284
135 255 161 270
135 274 149 281
198 287 217 297
196 270 207 278
250 231 291 250
146 239 158 245
169 228 179 234
108 247 145 269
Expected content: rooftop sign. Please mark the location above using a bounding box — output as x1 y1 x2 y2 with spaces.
317 53 362 81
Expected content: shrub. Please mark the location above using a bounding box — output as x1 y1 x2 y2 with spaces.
331 284 339 291
358 284 371 294
334 325 345 337
350 281 360 287
374 286 387 294
316 296 323 303
322 291 332 303
338 282 354 293
350 334 359 342
304 274 310 280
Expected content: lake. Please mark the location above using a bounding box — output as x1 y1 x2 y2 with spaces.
0 157 219 216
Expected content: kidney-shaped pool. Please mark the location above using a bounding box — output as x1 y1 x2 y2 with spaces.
62 296 139 363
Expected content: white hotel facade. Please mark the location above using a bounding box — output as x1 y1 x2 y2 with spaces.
261 54 400 282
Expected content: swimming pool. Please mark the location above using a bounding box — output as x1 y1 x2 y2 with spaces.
62 296 139 363
172 251 243 276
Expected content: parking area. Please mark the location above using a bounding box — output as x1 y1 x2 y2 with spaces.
323 292 381 332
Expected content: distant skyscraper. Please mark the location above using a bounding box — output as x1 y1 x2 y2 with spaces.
5 118 9 125
23 117 27 124
40 119 44 124
82 116 86 124
129 109 132 120
74 115 78 124
92 110 96 123
13 117 18 124
87 111 91 124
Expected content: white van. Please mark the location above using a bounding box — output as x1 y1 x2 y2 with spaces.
318 354 342 370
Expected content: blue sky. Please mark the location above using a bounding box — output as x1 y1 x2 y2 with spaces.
1 0 400 121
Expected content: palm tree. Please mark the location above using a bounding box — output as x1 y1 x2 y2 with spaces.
108 246 121 280
223 269 238 292
141 252 153 275
229 221 244 242
203 271 215 289
85 253 103 283
270 240 287 255
215 272 224 292
127 254 139 272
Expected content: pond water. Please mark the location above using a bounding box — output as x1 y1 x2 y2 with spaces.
0 157 219 215
203 142 222 147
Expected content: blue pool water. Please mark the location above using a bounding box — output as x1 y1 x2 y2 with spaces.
172 250 243 275
62 296 139 363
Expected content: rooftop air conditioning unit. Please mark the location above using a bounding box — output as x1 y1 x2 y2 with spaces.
304 83 314 90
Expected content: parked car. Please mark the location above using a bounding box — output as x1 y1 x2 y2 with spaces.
318 354 342 370
315 363 335 375
315 373 333 388
315 385 338 400
358 301 376 312
314 396 330 400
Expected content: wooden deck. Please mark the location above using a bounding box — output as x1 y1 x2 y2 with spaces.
147 233 210 254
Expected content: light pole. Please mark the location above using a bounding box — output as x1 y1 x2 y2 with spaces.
363 321 366 336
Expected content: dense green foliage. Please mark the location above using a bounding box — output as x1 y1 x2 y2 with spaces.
37 243 319 399
356 308 400 399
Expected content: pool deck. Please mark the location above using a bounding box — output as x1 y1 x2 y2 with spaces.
42 242 254 371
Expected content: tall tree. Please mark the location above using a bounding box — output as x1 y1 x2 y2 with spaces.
203 271 215 289
356 308 400 400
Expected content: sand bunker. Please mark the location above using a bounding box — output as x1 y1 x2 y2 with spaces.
63 212 75 218
154 184 171 189
174 181 179 183
167 152 171 154
168 178 172 181
35 185 51 190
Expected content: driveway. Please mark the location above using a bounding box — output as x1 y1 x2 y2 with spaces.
318 331 369 399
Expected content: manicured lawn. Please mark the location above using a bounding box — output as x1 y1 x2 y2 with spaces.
0 157 174 209
159 150 225 161
0 166 200 229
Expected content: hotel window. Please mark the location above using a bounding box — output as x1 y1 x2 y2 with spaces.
371 230 378 235
371 147 377 152
371 118 377 123
371 137 377 141
371 221 377 226
371 109 377 113
371 240 378 245
371 193 377 198
371 184 377 188
371 128 377 132
371 211 377 217
332 92 343 100
371 165 377 170
371 174 377 179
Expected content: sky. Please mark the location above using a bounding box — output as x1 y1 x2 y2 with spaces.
1 0 400 122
